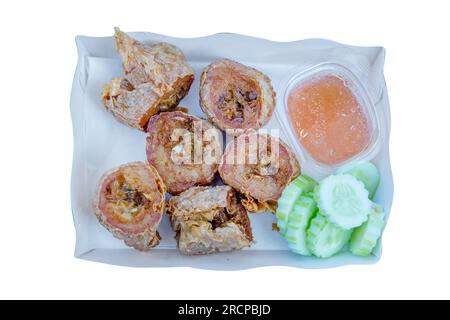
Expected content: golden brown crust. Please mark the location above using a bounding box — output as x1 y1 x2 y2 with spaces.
219 133 300 213
199 59 275 134
102 28 194 131
240 195 278 213
167 186 253 255
146 111 222 194
95 162 166 251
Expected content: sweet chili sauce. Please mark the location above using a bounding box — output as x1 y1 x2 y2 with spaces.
287 75 370 165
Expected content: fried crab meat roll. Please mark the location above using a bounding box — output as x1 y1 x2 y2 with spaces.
95 162 166 251
167 186 253 255
146 111 222 194
200 59 276 134
219 133 300 213
102 28 194 131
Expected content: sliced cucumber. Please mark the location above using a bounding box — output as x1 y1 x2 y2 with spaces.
277 220 287 234
315 174 371 230
285 194 318 256
350 203 386 256
289 240 313 256
276 175 317 234
306 213 352 258
337 161 380 199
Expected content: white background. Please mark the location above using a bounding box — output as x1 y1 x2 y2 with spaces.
0 0 449 299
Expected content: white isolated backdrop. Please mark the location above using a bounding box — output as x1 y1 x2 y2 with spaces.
0 0 449 299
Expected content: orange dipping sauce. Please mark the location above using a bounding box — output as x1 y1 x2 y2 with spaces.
288 75 370 165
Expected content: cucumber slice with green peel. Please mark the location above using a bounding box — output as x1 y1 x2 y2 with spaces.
337 161 380 199
284 195 318 256
276 175 317 234
287 195 317 226
275 184 301 228
306 213 353 258
292 175 318 189
315 174 371 230
277 220 287 234
350 203 386 256
289 240 314 256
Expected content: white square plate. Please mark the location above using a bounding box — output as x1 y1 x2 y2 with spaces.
71 32 393 269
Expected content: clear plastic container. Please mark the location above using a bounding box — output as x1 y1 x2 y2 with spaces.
276 63 383 176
